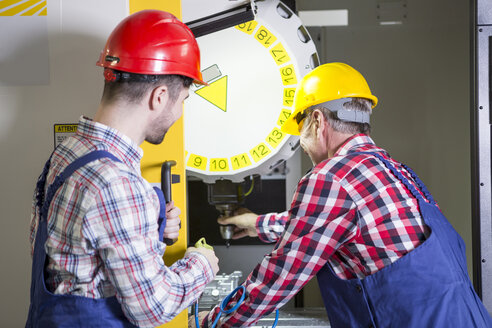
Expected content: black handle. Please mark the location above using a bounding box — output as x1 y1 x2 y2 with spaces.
161 161 176 204
161 161 177 246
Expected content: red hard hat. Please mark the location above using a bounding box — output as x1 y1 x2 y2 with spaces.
96 10 206 85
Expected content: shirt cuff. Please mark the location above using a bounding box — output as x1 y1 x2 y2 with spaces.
185 251 215 284
256 213 276 243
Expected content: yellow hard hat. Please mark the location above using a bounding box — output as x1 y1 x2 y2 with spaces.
281 62 378 135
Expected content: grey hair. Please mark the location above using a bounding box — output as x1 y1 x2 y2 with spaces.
304 97 373 135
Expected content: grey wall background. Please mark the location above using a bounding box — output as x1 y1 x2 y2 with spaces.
296 0 472 307
0 2 126 327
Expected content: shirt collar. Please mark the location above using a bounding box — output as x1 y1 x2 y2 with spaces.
333 133 382 157
77 116 143 171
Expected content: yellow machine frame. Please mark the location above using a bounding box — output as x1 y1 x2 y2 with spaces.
129 1 189 326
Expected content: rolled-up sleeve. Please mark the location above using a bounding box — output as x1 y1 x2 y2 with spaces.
85 177 214 327
203 171 358 327
256 211 289 243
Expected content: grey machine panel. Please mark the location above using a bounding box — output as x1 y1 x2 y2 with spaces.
475 0 492 314
478 0 492 26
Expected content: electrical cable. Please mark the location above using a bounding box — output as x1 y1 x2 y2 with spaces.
243 176 255 197
194 285 279 328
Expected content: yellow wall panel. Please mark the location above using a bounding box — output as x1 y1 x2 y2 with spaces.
128 1 188 327
129 0 181 17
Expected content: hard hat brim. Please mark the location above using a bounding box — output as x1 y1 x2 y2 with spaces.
280 94 378 136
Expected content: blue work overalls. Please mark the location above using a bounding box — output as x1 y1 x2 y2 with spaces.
317 152 492 327
26 150 167 328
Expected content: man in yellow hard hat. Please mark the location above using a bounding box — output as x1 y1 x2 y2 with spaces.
192 63 492 327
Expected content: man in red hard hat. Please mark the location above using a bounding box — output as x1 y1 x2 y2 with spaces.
26 10 219 328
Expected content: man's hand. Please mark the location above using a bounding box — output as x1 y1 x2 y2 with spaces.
218 208 258 239
185 246 219 276
164 201 181 240
188 311 209 328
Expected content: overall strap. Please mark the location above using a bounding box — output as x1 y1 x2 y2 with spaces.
38 150 121 221
153 187 167 242
363 151 436 205
401 163 436 204
35 154 54 211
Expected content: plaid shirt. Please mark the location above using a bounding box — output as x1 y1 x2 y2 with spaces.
29 116 214 327
204 134 430 327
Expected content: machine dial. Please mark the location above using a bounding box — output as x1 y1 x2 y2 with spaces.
184 0 318 183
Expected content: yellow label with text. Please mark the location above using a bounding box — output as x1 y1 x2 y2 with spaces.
254 26 277 48
54 124 78 133
270 43 291 65
283 88 296 107
231 153 252 170
266 128 285 148
235 20 258 34
280 64 297 86
250 143 271 162
210 158 229 172
187 154 207 171
277 109 292 127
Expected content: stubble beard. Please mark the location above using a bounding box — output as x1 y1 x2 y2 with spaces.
145 98 180 145
145 128 167 145
145 134 165 145
145 115 169 145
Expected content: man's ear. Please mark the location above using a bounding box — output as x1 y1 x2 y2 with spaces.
312 110 326 139
150 85 169 112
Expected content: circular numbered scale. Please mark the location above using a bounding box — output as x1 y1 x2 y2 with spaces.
185 0 318 183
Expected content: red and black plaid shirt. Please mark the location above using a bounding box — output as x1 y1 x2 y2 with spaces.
204 134 431 327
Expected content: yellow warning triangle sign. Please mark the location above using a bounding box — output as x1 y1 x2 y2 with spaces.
195 75 228 112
